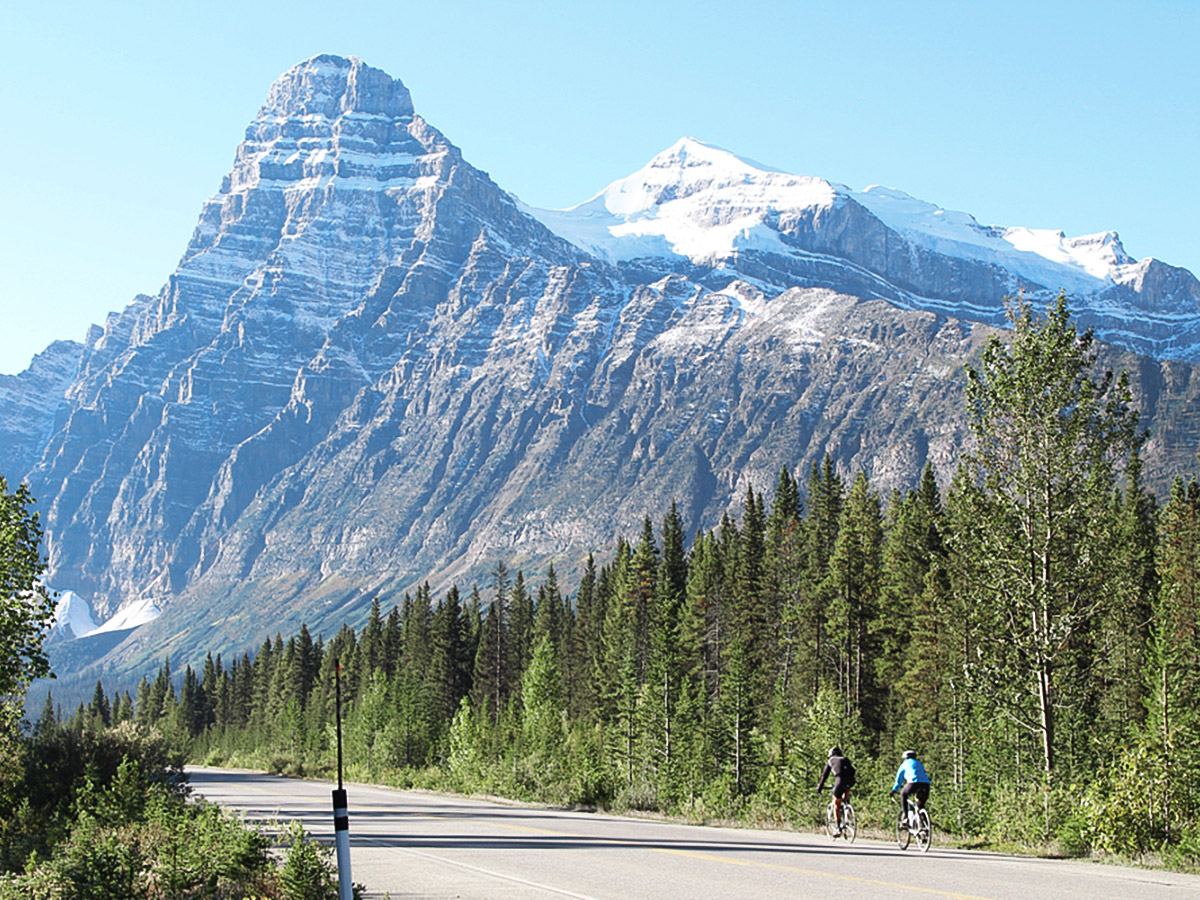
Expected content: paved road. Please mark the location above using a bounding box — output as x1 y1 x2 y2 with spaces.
187 767 1200 899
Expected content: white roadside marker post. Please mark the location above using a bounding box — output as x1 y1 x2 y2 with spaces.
333 659 353 900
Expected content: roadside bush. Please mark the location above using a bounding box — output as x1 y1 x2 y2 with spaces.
1082 741 1169 859
2 720 184 871
279 820 339 900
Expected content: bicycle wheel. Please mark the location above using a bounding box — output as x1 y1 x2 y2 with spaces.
896 807 911 850
841 803 857 842
824 801 839 839
916 808 932 852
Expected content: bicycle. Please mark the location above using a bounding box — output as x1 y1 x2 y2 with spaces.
893 795 931 852
823 796 856 842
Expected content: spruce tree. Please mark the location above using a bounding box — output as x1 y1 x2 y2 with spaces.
509 570 535 690
822 472 883 730
798 456 844 701
572 554 599 719
430 585 468 725
89 679 111 728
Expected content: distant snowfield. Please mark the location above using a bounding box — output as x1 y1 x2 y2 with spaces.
50 590 160 640
525 137 1143 296
51 590 97 640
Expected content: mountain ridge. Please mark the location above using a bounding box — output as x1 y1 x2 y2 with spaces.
2 55 1197 693
526 136 1200 359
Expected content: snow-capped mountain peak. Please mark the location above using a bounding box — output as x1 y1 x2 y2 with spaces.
48 589 162 642
530 137 1143 291
526 137 1198 356
6 55 1200 690
525 137 837 265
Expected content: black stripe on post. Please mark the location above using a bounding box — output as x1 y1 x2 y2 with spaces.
333 788 349 831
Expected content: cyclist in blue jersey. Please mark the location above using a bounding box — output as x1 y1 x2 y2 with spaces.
890 750 931 823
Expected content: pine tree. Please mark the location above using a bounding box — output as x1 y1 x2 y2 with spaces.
822 472 883 730
382 605 402 678
179 666 205 737
732 486 771 713
430 585 468 725
571 554 599 719
89 679 111 728
113 690 134 724
765 468 807 713
199 652 219 730
36 689 57 736
879 465 962 785
357 598 386 687
1094 453 1157 746
392 586 435 766
800 456 844 700
509 570 535 690
294 623 319 709
521 634 566 780
472 566 514 726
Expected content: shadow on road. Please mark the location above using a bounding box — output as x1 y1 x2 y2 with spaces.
186 768 921 861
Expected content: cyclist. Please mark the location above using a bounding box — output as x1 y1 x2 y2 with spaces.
890 749 931 825
816 746 855 833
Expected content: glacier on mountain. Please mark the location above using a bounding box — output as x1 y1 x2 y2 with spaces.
49 591 98 642
49 589 161 642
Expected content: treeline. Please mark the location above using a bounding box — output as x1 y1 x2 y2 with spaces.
63 298 1200 865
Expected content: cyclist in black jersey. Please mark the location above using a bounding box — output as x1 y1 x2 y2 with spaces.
816 746 855 834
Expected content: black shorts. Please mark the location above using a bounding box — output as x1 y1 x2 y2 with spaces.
832 777 852 799
900 781 930 807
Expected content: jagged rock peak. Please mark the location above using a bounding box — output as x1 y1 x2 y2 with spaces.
259 55 414 121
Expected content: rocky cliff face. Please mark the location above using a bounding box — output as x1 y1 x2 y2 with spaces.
30 55 586 624
10 56 1200 680
0 340 82 481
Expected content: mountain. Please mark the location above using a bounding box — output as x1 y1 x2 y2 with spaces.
0 340 83 481
5 55 1200 689
527 137 1200 359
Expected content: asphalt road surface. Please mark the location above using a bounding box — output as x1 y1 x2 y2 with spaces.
187 767 1200 900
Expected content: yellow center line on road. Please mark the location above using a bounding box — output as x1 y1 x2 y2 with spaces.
355 809 996 900
226 790 997 900
646 846 995 900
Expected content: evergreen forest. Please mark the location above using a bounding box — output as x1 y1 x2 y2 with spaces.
41 298 1200 867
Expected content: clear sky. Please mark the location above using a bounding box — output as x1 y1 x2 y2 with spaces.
2 0 1196 374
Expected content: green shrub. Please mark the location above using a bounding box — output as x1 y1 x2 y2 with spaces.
279 821 339 900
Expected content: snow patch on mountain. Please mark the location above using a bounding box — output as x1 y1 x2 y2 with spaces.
50 590 98 641
49 590 160 641
92 598 162 634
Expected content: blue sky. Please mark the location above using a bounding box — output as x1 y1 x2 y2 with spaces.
2 0 1196 374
